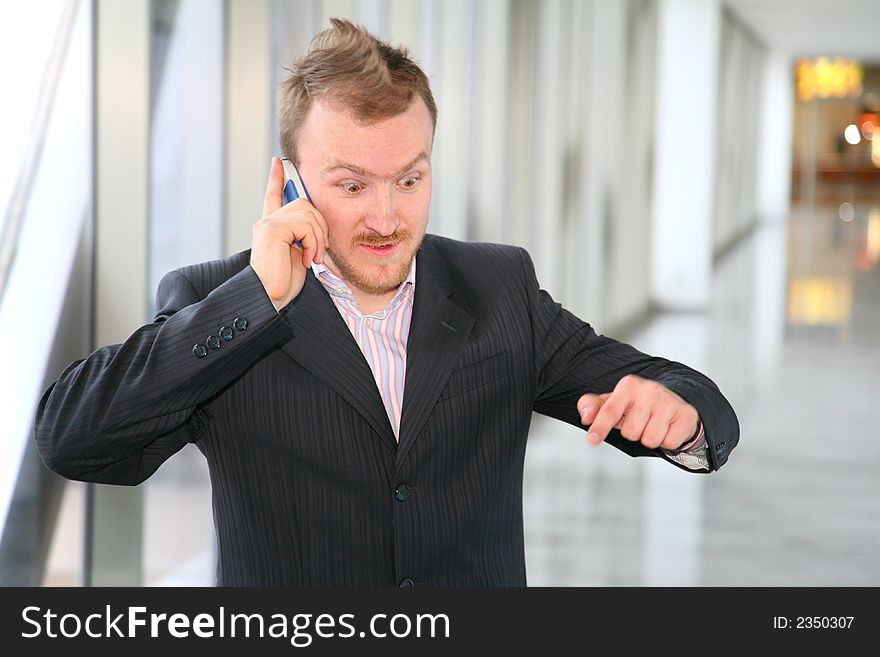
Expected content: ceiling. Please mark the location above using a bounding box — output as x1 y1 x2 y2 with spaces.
725 0 880 62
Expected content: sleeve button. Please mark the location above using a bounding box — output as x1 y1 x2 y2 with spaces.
206 334 221 350
219 325 234 341
192 344 208 358
233 316 248 331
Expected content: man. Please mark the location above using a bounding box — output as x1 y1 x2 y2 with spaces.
35 19 738 586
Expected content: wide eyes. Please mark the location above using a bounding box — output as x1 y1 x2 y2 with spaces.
398 176 420 190
338 175 422 195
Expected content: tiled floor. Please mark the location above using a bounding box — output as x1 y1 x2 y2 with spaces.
524 207 880 586
44 203 880 586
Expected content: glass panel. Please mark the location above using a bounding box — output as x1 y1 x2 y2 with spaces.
143 0 224 586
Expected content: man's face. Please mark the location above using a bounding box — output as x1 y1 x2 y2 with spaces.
296 97 433 297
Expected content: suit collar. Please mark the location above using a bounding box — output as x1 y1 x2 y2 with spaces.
276 236 475 462
278 267 397 451
397 238 475 465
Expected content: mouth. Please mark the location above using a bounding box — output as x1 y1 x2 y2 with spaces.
359 242 400 256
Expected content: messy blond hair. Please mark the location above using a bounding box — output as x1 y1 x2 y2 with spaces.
278 18 437 164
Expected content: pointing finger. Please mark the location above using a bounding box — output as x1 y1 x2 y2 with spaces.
577 392 611 425
586 391 630 446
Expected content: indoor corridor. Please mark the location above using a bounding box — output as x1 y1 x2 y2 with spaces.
40 200 880 587
3 0 878 589
525 201 880 586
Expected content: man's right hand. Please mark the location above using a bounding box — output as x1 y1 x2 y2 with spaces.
251 157 330 311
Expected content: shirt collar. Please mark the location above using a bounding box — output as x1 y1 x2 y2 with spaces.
311 257 416 304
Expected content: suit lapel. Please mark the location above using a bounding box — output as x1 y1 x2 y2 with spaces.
397 241 475 467
279 269 396 451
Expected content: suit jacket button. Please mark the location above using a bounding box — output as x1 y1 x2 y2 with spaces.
715 442 726 458
206 334 221 350
395 484 410 501
192 344 208 358
398 578 414 587
219 326 234 341
233 316 248 331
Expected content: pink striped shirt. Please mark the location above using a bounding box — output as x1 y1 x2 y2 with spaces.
311 260 415 440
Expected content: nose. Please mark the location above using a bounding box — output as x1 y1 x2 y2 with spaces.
363 185 399 237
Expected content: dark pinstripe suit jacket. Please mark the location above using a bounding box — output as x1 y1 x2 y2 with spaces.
35 234 738 586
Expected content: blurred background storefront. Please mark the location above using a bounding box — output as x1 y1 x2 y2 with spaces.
0 0 877 586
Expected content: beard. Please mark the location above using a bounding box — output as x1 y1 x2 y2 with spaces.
326 228 422 296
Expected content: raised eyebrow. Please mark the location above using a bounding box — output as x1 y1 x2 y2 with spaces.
323 151 429 180
395 151 429 177
323 162 372 177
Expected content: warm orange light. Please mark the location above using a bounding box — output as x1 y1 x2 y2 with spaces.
787 277 852 326
796 58 863 102
859 112 877 140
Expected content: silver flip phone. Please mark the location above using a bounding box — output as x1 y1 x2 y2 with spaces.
281 158 311 205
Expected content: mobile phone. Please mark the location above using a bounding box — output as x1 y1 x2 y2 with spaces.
281 158 311 205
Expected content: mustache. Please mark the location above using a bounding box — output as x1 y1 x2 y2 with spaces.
352 229 412 247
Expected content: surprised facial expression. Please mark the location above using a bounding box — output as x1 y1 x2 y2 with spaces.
295 97 433 296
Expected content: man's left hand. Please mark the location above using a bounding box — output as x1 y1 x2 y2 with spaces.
576 374 699 451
